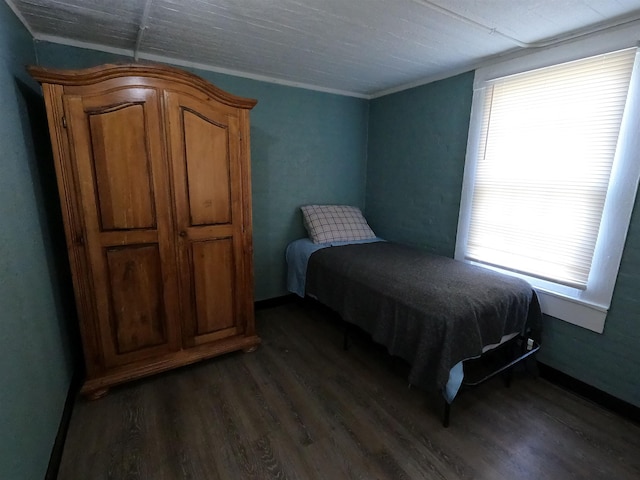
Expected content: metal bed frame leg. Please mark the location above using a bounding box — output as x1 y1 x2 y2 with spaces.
504 366 514 388
504 340 517 387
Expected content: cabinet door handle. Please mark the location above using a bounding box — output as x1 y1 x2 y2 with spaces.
179 231 187 237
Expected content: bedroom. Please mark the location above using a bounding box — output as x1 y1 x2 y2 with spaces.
0 0 638 478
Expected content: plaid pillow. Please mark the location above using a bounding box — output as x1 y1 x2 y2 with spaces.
301 205 376 244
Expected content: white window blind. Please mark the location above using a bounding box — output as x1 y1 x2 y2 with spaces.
466 48 637 290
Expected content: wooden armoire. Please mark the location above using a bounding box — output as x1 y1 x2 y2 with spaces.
29 63 260 398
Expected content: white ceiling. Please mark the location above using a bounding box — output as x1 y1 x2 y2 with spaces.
7 0 640 97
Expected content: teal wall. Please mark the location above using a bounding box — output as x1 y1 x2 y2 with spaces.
366 73 640 408
366 72 473 257
34 42 370 301
0 3 76 479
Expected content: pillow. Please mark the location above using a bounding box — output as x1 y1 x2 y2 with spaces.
301 205 376 244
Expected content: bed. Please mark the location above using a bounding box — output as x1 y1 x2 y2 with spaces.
286 205 543 425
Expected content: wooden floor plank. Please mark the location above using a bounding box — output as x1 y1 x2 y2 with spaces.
57 301 640 480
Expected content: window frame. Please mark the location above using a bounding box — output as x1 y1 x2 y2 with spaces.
455 26 640 333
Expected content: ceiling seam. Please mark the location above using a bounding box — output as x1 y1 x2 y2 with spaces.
410 0 528 46
411 0 640 49
134 0 154 61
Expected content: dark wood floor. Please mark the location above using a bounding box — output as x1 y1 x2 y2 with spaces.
57 301 640 480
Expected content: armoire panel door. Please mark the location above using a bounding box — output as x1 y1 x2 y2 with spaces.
64 87 181 367
165 91 247 347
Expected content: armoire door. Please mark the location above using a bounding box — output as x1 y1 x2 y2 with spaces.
63 86 181 367
164 90 249 347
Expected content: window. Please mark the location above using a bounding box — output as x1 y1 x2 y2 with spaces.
456 33 640 333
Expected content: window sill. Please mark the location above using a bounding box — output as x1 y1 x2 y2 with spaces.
460 258 607 333
534 288 606 334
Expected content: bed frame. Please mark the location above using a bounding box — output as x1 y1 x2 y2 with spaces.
442 336 540 427
288 239 543 427
342 320 540 427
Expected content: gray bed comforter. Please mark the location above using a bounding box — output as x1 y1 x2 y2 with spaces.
305 241 542 393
